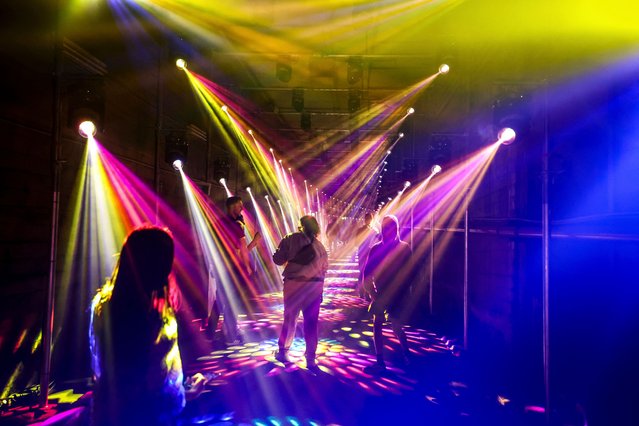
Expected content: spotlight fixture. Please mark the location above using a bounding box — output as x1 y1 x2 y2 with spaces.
176 58 187 70
347 56 363 85
221 105 228 113
431 164 442 174
348 89 362 113
68 78 105 137
404 181 411 188
493 85 532 138
399 133 404 138
438 64 450 74
387 150 392 155
246 187 251 193
292 88 304 112
275 58 292 83
165 130 188 170
301 111 311 131
214 157 231 182
498 127 517 145
172 159 183 170
248 129 253 135
265 195 269 199
407 107 415 115
78 120 97 138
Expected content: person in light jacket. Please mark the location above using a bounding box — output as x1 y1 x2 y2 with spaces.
272 215 328 371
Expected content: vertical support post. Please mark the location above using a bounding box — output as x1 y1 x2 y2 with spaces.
541 85 551 423
154 41 165 222
463 206 469 349
41 17 62 407
429 211 435 315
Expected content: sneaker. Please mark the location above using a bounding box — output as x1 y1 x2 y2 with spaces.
306 359 321 374
275 350 291 364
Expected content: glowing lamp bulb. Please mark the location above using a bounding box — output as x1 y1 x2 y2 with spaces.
404 181 411 188
78 120 96 138
438 64 450 74
221 105 228 112
399 133 404 138
498 127 517 145
407 107 415 115
269 148 273 152
265 195 269 199
219 178 226 185
431 164 442 174
387 150 392 155
246 187 251 192
248 129 253 135
176 58 187 70
172 159 183 170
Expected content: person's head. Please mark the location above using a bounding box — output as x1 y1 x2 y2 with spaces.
226 196 243 218
364 213 374 226
113 225 175 301
380 215 400 244
300 215 321 238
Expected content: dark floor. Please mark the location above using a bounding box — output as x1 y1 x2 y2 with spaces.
1 256 549 426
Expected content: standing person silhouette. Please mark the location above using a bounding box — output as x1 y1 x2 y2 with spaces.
273 215 328 372
355 213 379 298
90 226 205 426
207 196 261 344
363 215 413 373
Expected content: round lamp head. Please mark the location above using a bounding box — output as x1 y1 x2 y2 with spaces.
498 127 517 145
176 58 187 71
78 120 97 138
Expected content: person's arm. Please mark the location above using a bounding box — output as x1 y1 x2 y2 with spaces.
184 373 207 401
247 231 261 251
239 236 252 274
272 235 291 266
362 247 378 298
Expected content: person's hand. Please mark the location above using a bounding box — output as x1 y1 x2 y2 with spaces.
184 373 206 400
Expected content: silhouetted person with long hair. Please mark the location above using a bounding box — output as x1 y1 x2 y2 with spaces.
363 215 412 373
90 226 204 426
273 215 328 372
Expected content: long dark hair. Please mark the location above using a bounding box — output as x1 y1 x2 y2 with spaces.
109 225 179 313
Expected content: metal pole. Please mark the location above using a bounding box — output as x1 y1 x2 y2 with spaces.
410 207 414 251
463 206 469 349
154 41 165 222
429 211 434 315
542 85 551 423
41 16 62 407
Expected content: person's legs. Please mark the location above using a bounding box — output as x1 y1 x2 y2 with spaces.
277 282 301 361
218 287 238 343
301 287 322 363
373 313 386 367
390 316 409 359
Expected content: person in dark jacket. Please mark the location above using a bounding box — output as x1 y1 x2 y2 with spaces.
363 215 412 372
